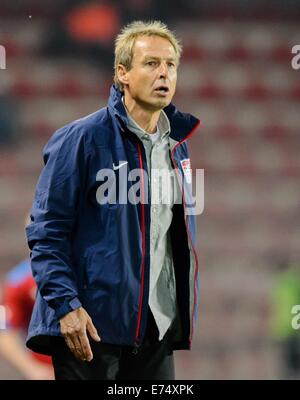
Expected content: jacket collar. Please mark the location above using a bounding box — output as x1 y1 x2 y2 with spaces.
108 84 200 143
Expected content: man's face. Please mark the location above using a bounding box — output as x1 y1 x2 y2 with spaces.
119 35 178 111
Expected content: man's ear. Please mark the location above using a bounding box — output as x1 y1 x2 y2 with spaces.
117 64 129 87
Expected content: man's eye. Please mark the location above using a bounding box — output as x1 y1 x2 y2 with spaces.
147 61 156 66
168 63 175 68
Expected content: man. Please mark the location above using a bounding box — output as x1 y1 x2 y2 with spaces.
270 261 300 378
0 259 53 379
26 20 200 380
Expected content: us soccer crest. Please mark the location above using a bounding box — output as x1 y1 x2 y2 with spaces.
180 158 192 184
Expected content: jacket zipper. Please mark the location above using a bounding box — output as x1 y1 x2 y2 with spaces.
133 142 146 353
133 121 200 352
170 121 201 345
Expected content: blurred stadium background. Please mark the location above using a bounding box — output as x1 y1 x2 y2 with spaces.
0 0 300 379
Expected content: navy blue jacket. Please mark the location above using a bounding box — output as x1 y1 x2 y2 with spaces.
26 85 200 355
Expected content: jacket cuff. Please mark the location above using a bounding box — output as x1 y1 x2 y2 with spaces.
52 297 82 320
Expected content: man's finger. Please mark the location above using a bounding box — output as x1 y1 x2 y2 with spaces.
64 335 76 356
64 332 84 360
78 331 93 362
87 319 101 342
72 333 85 360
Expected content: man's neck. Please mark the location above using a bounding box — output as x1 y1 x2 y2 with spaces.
123 94 160 134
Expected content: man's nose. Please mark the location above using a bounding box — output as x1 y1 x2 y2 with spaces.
158 62 168 78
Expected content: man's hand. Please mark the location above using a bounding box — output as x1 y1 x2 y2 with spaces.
59 307 101 362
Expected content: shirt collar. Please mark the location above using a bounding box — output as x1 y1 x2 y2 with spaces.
108 84 200 144
122 96 170 141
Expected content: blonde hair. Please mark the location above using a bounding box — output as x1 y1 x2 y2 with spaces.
114 20 182 91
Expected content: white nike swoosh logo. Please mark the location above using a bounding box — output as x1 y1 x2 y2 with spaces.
113 161 128 170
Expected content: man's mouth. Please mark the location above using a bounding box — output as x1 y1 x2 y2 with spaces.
154 86 170 96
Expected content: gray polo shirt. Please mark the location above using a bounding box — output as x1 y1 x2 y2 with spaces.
124 102 180 340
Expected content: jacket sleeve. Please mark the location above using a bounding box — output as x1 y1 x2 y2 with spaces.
26 125 87 320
